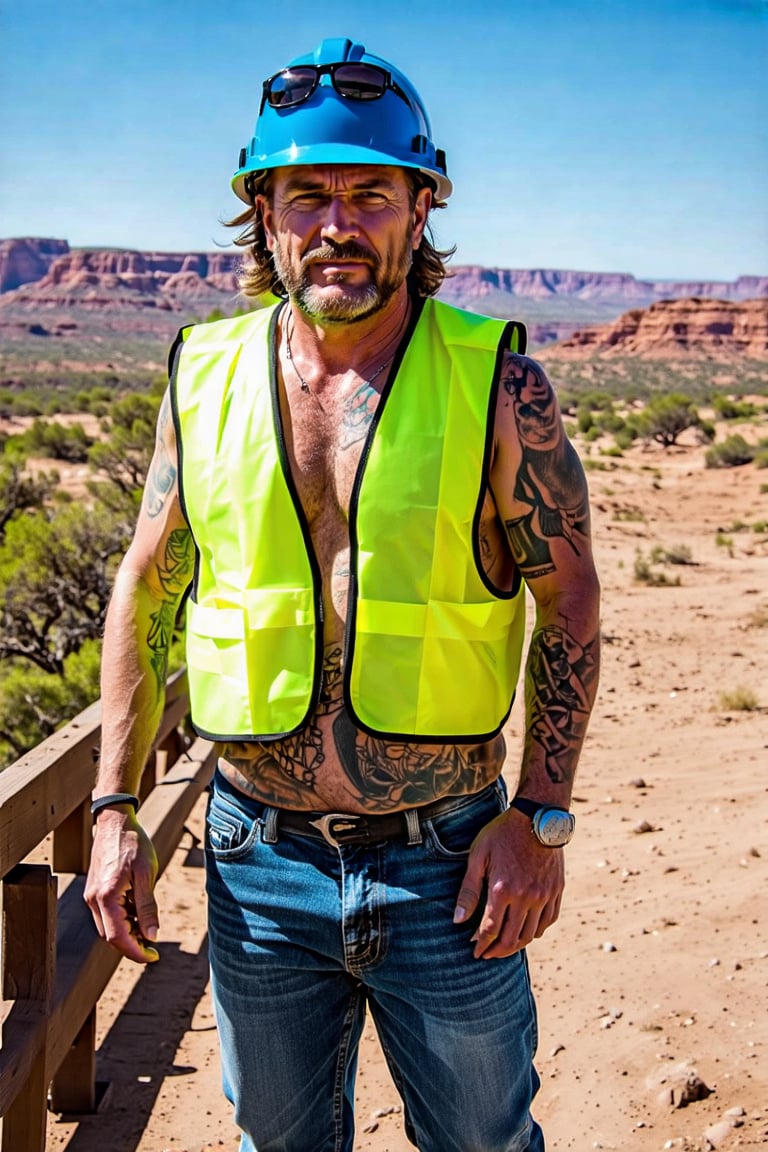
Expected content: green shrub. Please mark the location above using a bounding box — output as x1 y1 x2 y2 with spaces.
629 393 701 447
662 544 695 565
705 434 754 468
718 686 760 712
712 396 758 420
633 547 681 586
577 407 594 434
614 426 638 451
15 419 94 463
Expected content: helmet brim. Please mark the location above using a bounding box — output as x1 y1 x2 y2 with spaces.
232 144 452 204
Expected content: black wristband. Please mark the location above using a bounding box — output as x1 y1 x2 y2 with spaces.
509 797 548 818
90 793 140 818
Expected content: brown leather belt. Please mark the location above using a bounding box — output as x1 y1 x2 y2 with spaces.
276 791 478 849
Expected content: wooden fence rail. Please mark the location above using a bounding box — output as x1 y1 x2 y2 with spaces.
0 669 216 1151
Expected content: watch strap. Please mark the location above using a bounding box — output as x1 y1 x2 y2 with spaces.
509 797 548 819
90 793 140 818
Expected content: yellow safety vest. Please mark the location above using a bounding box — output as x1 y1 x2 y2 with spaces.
172 296 527 742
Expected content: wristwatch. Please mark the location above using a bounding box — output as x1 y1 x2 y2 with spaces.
509 797 575 847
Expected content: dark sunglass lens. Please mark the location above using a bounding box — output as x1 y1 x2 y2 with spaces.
333 64 388 100
268 67 317 107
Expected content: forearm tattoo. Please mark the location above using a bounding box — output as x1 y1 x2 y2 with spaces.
502 355 590 578
147 528 193 698
524 619 599 785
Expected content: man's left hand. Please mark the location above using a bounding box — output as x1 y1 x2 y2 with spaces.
453 807 565 959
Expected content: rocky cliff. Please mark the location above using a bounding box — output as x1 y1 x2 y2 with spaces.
1 239 766 374
2 238 766 322
0 238 70 292
0 240 241 313
546 297 768 359
438 264 768 306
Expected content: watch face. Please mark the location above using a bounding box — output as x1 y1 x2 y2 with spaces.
533 808 575 847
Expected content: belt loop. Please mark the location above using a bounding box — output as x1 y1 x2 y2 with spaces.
261 806 279 844
405 808 422 845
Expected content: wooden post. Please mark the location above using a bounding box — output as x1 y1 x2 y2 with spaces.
48 1010 97 1115
52 799 91 875
1 864 57 1152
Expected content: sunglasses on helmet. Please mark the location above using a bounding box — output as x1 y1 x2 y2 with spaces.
260 62 410 114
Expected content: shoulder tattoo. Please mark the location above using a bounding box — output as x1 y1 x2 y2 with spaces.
144 392 177 519
500 354 590 578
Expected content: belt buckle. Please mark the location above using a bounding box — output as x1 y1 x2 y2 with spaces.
309 813 365 848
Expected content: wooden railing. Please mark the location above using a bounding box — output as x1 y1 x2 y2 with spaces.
0 670 216 1152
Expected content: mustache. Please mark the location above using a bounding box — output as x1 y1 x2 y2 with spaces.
301 241 377 269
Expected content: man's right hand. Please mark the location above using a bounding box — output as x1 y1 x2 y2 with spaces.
84 809 160 964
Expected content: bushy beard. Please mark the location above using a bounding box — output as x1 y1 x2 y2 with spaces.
273 233 413 322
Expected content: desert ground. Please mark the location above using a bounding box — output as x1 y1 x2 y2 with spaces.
44 413 767 1152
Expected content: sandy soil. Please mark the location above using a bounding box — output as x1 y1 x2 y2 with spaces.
45 419 767 1152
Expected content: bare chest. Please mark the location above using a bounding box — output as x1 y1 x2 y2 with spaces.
283 383 378 527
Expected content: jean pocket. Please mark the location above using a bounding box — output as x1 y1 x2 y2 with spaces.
423 783 506 860
206 788 260 859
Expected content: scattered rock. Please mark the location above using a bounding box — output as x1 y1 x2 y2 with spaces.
602 941 617 952
634 819 655 833
629 776 648 788
703 1118 737 1147
650 1061 713 1109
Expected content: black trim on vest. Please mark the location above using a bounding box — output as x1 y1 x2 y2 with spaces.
341 293 426 739
169 329 201 602
174 306 323 745
341 296 519 745
260 301 326 743
167 326 186 380
472 321 523 602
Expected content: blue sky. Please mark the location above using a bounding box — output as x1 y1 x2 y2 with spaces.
1 0 766 280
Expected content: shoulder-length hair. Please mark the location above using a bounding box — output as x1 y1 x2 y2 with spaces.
224 170 455 300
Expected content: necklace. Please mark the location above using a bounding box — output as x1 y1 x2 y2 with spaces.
285 322 393 396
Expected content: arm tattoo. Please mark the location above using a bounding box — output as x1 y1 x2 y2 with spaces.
524 619 599 785
145 393 176 518
501 354 590 579
146 528 193 698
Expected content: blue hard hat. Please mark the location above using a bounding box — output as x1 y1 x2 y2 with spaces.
232 38 452 202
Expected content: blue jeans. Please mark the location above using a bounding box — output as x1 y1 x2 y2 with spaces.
205 769 544 1152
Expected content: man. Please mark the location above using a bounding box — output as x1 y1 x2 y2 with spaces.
85 37 600 1152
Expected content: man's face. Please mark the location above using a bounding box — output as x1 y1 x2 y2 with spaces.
258 165 431 322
